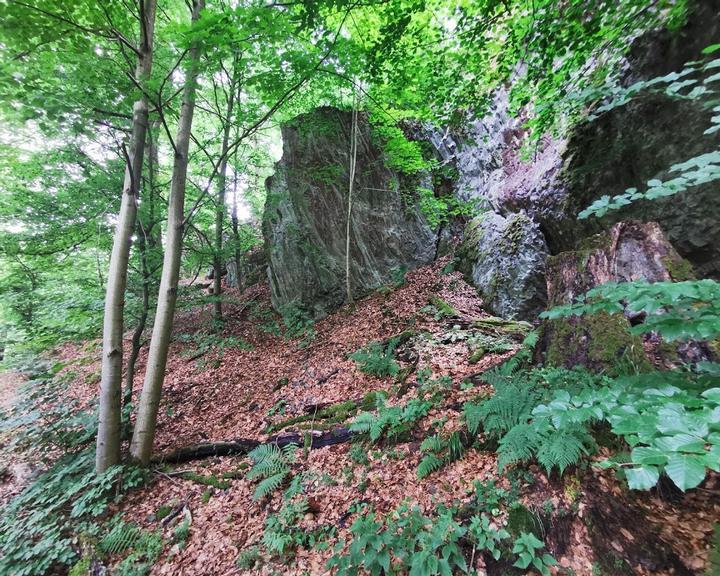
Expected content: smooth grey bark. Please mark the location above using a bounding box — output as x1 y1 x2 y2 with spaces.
123 122 162 415
231 155 242 287
130 0 205 465
96 0 157 474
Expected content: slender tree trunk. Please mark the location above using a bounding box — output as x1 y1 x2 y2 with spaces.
345 101 359 305
231 154 242 288
96 0 157 474
130 0 205 466
123 121 161 413
213 56 239 328
123 230 150 410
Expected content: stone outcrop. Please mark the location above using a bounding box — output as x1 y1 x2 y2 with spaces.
545 221 695 307
226 247 267 290
263 107 436 317
425 0 720 309
539 221 709 374
458 211 548 320
260 1 719 320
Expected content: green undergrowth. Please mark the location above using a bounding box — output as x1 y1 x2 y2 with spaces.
327 478 558 576
467 357 720 491
180 471 231 490
350 338 402 378
0 362 161 576
349 395 432 444
240 450 338 565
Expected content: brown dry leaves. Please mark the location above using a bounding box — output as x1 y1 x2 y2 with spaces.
45 261 720 576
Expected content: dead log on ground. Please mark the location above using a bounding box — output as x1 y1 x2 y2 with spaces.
154 427 356 465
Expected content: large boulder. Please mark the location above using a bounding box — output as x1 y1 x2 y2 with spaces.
539 221 707 374
458 211 548 320
545 221 695 306
263 107 437 317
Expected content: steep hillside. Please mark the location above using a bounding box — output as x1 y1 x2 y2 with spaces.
15 259 713 575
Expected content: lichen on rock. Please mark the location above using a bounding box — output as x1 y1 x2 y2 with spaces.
458 211 548 320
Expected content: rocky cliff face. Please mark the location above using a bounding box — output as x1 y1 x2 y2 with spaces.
420 0 720 319
457 211 549 319
263 108 437 318
261 1 719 321
539 221 713 373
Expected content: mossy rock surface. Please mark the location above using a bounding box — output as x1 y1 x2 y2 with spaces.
458 211 548 320
542 313 651 376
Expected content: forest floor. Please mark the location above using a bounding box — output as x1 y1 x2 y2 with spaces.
2 260 719 575
0 371 39 509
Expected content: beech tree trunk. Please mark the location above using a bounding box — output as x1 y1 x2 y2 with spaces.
123 122 161 416
213 56 239 328
96 0 157 474
130 0 205 466
231 155 242 287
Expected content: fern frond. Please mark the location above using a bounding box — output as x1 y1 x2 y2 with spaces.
420 434 444 453
253 471 288 501
536 426 592 475
349 412 376 434
100 520 142 554
283 474 304 500
478 382 539 438
497 423 541 470
464 402 483 435
263 528 292 554
370 416 388 442
281 443 297 463
247 458 287 481
417 453 445 479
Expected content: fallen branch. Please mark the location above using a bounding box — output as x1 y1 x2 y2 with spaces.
154 427 356 464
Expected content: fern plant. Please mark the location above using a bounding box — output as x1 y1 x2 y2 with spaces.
497 420 595 475
417 431 466 479
247 443 296 500
100 519 145 555
465 368 602 476
349 397 432 443
349 338 401 377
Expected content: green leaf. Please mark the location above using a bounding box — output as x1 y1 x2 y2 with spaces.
702 388 720 403
631 447 668 466
665 454 706 491
702 43 720 55
654 434 706 454
625 466 660 490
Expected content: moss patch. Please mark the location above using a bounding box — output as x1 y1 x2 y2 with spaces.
661 255 695 281
265 393 387 434
543 313 651 376
428 295 458 318
500 213 532 255
507 503 544 538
